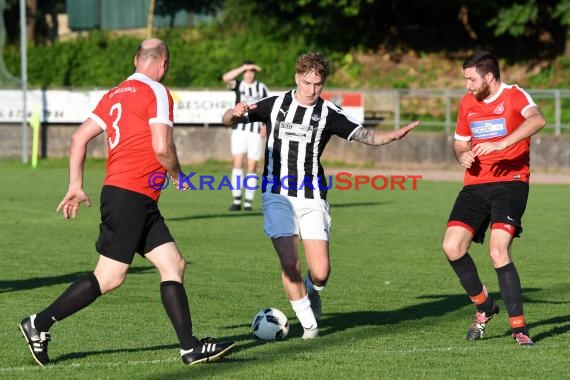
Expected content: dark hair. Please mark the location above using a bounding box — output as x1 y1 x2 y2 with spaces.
296 52 330 80
463 50 500 81
242 60 255 65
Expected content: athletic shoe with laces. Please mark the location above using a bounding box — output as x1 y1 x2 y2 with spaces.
19 314 51 367
302 326 319 340
512 332 534 346
304 276 322 320
466 303 499 340
243 204 253 211
180 337 236 365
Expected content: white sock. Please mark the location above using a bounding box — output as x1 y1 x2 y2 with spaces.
290 294 317 329
231 168 243 200
305 275 324 292
244 172 257 204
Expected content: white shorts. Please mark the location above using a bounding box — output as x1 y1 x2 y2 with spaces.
262 192 331 240
231 129 263 160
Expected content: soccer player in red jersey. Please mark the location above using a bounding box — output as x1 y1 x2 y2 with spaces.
442 50 546 346
19 38 234 366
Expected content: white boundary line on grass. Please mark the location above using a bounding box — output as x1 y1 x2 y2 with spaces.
0 357 179 373
1 344 564 374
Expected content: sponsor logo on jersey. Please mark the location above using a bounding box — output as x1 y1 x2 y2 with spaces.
469 118 507 139
278 122 314 143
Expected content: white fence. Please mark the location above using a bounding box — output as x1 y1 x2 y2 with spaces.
364 88 570 135
0 89 364 125
1 88 568 134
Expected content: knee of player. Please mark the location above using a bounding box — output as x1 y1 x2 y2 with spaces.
442 239 464 259
174 255 187 274
98 273 127 294
278 256 301 278
488 246 510 266
310 267 330 287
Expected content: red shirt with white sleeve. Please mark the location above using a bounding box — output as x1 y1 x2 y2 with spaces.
89 72 174 201
455 83 537 186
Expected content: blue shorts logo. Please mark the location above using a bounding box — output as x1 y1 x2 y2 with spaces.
470 118 507 139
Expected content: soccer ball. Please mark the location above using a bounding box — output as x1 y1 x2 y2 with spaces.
252 308 289 340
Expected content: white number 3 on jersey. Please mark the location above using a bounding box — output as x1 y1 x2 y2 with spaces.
108 103 122 150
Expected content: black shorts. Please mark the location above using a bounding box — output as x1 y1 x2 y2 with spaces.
447 181 529 244
95 185 174 264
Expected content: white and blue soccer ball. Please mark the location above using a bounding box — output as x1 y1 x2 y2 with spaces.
252 308 289 340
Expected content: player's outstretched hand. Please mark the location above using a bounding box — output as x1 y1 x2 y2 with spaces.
232 101 257 118
394 120 420 140
56 189 91 219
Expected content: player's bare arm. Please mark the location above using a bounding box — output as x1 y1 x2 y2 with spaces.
56 119 101 218
222 64 261 84
472 106 546 156
454 140 476 169
221 101 257 126
351 120 419 146
150 123 188 190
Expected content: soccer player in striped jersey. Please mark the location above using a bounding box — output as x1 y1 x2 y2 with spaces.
222 52 419 339
442 50 546 346
19 38 234 366
223 60 269 211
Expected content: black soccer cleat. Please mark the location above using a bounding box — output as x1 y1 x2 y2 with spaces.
466 302 499 341
180 338 236 365
228 203 241 211
19 315 51 367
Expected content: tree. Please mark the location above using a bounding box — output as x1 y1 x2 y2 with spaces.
0 0 19 85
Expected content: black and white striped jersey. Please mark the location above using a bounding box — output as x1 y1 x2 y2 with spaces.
247 90 362 200
230 79 269 133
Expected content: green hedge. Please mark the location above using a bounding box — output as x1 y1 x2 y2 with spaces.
4 27 568 91
3 28 317 90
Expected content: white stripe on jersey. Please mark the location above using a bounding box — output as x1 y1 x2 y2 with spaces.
234 80 268 133
263 91 360 200
129 73 173 127
90 112 106 131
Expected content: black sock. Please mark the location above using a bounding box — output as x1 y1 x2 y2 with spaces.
448 253 495 313
496 262 527 334
35 272 102 331
160 281 201 350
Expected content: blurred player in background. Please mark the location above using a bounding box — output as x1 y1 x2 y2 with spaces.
19 38 234 367
222 52 418 339
442 50 546 346
222 60 269 211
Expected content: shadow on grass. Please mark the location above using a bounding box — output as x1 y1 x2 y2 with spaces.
329 201 391 208
166 201 389 222
313 288 567 344
53 343 179 363
529 315 570 342
167 212 262 222
44 287 568 371
1 266 155 293
51 332 255 365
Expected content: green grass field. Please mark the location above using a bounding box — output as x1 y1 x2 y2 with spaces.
0 159 568 379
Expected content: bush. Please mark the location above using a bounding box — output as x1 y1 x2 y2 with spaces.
4 28 315 90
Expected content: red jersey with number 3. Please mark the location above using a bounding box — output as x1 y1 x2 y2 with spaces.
89 73 174 201
455 83 537 186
